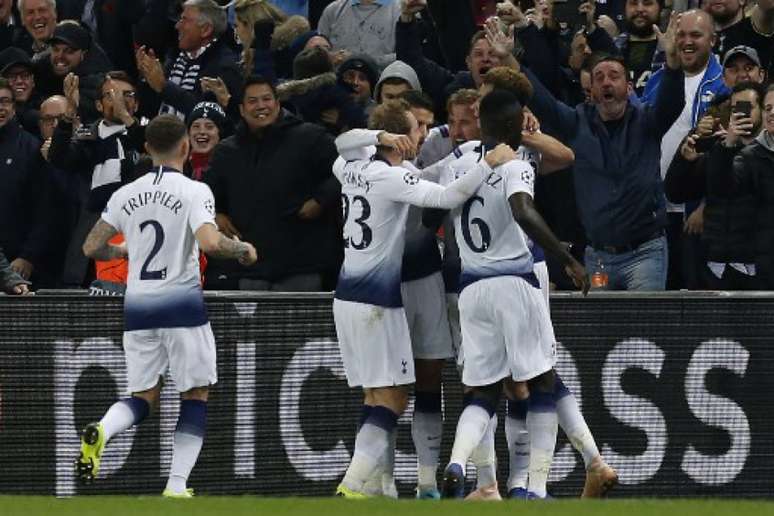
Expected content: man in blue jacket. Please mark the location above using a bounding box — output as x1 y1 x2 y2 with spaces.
522 13 683 290
642 10 729 289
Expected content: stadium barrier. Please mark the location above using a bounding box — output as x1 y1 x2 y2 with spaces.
0 291 772 498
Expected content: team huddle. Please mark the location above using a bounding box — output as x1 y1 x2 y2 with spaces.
71 67 616 500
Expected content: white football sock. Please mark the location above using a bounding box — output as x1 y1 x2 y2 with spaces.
527 393 557 498
470 415 498 488
557 394 599 469
449 404 492 469
506 399 530 490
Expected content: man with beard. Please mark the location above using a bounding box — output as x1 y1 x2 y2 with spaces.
615 0 663 95
521 12 683 290
32 21 113 124
705 0 774 77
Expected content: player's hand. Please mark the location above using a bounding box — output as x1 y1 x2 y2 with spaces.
484 143 517 167
683 203 704 235
522 108 540 133
10 258 33 280
239 242 258 266
215 213 242 239
297 198 323 220
565 259 590 295
9 282 31 295
378 131 415 158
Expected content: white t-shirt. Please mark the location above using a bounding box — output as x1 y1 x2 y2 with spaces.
660 69 705 213
439 147 536 290
102 167 216 331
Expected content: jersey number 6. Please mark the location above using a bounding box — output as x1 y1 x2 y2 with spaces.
461 196 491 253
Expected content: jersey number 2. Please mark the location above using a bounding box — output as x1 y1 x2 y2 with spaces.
461 196 491 253
139 219 168 280
342 194 372 250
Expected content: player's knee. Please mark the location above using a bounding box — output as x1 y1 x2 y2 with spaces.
182 386 209 402
469 381 502 416
527 369 556 394
414 358 444 391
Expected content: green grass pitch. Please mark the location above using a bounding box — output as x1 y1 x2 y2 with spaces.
2 497 774 516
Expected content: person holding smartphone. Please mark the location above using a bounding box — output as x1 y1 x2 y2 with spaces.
665 81 766 290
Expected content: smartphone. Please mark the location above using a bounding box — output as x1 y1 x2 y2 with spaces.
733 100 752 118
694 135 719 153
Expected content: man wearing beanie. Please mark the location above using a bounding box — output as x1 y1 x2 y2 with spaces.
337 54 379 114
186 100 227 181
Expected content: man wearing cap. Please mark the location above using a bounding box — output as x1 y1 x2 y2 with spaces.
0 46 40 135
32 20 112 124
186 100 227 181
337 54 379 114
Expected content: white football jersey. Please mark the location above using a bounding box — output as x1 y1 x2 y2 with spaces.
440 145 536 290
102 167 216 331
332 155 489 307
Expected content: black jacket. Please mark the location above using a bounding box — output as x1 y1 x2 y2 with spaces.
707 139 774 287
48 119 146 212
205 112 342 282
32 43 113 124
666 142 757 265
142 37 242 120
395 18 476 118
0 120 52 270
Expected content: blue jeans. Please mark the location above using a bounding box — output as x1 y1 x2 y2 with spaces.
585 235 668 291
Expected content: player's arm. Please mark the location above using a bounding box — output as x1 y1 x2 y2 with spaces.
195 223 257 265
390 144 517 209
335 129 415 161
521 131 575 174
82 220 127 261
508 192 589 294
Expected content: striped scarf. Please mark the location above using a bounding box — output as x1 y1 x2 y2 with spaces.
159 42 212 119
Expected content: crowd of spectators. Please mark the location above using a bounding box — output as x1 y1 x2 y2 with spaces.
1 0 773 293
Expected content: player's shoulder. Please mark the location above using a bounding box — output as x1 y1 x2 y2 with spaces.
502 158 533 174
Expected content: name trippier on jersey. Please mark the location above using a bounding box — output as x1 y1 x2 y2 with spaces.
120 190 184 217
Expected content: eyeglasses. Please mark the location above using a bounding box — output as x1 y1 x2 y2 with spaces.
0 98 14 107
102 90 137 100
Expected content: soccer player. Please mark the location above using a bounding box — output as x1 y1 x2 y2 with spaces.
437 89 589 500
332 100 517 498
75 114 257 497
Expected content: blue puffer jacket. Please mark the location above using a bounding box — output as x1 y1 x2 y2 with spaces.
641 53 730 127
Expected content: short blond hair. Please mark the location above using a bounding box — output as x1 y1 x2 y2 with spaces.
234 0 287 28
446 88 479 114
368 99 412 135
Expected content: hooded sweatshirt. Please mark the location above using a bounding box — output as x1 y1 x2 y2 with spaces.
373 60 422 102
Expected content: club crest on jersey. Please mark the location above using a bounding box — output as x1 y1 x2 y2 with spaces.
403 172 420 186
204 199 215 216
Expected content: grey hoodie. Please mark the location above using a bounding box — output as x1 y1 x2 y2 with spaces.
373 60 421 102
756 130 774 152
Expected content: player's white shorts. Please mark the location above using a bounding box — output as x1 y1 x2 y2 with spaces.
458 276 556 386
123 323 217 393
401 271 454 360
333 298 416 388
534 260 550 310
